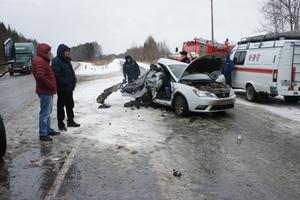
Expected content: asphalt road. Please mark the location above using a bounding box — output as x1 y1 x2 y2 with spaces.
0 71 299 200
54 104 300 200
0 74 36 115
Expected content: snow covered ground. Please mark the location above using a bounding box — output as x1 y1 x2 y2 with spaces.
68 59 169 150
235 90 300 123
70 59 300 148
75 59 122 76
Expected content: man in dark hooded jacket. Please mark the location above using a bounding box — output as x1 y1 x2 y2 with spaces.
52 44 80 131
123 55 140 83
179 51 190 64
222 54 235 86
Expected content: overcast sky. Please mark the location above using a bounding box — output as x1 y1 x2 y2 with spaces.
1 0 263 55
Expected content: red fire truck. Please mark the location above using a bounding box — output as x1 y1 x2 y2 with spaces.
177 38 234 60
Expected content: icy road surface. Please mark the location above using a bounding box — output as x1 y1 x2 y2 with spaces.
1 59 300 200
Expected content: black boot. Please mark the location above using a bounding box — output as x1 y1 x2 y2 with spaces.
48 130 61 136
58 123 67 131
67 120 80 127
39 135 53 141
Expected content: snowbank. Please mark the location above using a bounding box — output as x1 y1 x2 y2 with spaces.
74 59 122 76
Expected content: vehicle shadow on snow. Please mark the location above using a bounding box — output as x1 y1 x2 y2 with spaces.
235 90 300 107
154 104 233 121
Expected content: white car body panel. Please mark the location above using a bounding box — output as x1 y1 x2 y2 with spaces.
154 58 236 113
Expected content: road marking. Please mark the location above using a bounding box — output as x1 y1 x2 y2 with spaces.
44 139 82 200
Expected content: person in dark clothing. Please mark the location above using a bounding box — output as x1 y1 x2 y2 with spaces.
32 43 60 141
222 54 235 86
52 44 80 131
123 55 140 83
179 51 190 64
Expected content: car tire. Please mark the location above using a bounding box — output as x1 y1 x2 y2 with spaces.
0 115 7 158
173 95 189 116
284 96 299 103
246 84 257 102
9 72 14 76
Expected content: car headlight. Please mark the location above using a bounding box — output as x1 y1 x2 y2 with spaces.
230 89 235 96
193 89 215 97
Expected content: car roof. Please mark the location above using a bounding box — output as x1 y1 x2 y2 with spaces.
158 58 188 66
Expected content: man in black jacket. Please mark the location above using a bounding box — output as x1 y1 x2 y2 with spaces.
52 44 80 131
123 55 140 83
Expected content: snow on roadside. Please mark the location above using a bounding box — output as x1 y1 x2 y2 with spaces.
235 90 300 123
67 60 170 150
74 59 122 76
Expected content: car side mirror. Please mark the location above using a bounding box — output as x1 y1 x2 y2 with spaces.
3 38 16 64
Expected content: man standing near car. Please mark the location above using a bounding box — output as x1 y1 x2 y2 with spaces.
179 51 190 64
123 55 140 83
222 54 235 86
52 44 80 131
32 43 60 141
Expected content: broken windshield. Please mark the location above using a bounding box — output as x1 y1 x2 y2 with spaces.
168 64 188 78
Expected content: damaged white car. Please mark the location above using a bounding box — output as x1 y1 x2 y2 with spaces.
151 55 236 116
97 54 236 116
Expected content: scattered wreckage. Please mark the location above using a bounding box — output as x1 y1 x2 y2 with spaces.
97 54 236 116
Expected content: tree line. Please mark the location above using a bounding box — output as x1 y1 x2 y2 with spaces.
70 42 103 62
0 22 37 63
124 36 170 62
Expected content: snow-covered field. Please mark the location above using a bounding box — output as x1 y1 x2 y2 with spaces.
75 59 122 76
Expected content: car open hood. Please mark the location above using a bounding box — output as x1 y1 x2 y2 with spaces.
179 54 225 80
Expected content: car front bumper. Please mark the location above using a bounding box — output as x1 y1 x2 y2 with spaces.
189 95 236 112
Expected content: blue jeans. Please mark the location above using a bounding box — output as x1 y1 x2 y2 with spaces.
39 95 53 136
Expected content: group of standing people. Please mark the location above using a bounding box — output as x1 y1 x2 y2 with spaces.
32 43 80 141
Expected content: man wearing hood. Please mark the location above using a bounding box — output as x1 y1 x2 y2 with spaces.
52 44 80 131
222 54 235 86
123 55 140 83
179 51 190 64
32 43 60 141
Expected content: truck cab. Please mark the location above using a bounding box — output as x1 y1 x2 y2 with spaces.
9 42 35 76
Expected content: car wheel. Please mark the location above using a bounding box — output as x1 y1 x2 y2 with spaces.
284 96 299 103
173 95 189 116
0 115 7 158
246 84 257 102
9 72 14 76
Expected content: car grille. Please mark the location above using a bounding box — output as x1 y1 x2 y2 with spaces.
13 62 24 68
210 104 234 111
215 92 230 98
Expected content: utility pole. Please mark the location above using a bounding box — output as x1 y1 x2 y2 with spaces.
211 0 214 43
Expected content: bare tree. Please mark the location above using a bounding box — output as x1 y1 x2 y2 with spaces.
261 0 300 33
124 35 170 62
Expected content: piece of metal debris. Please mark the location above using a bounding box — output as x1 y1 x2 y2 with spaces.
173 169 183 177
98 104 111 109
237 135 242 144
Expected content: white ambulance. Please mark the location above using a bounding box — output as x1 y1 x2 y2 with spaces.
231 31 300 102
